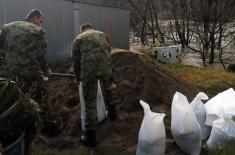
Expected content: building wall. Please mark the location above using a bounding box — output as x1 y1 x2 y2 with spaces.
74 2 130 49
0 0 129 61
0 0 74 61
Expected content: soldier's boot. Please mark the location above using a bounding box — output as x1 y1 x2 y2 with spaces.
80 129 96 147
25 144 32 155
108 105 117 121
24 127 37 155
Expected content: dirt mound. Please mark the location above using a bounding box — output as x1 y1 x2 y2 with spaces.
112 49 197 111
34 50 197 154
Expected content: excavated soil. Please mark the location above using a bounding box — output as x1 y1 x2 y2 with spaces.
34 50 197 154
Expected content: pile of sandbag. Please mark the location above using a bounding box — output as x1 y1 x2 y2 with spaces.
136 88 235 155
171 88 235 154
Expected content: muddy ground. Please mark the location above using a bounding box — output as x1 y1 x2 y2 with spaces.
34 50 198 154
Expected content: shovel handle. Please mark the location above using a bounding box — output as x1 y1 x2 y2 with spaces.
51 73 76 78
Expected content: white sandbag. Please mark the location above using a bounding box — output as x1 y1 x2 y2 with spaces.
137 100 166 155
96 81 107 122
205 88 235 126
80 80 107 132
206 110 235 151
79 82 86 132
190 92 211 140
171 92 202 155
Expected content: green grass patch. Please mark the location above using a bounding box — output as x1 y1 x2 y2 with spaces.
208 144 235 155
167 64 235 97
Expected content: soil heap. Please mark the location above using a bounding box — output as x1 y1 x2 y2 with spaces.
112 49 196 111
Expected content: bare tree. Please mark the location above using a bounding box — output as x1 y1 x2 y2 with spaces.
162 0 235 66
128 0 166 46
190 0 235 65
111 0 235 67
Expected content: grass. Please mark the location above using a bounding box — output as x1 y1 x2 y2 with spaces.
207 143 235 155
32 145 133 155
166 63 235 97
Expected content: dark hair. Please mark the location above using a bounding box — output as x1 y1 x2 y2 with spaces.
80 23 94 31
25 9 43 21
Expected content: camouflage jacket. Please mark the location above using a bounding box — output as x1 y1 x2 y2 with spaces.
72 29 111 80
0 21 48 79
0 28 4 66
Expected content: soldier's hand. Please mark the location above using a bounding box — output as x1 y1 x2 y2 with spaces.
0 143 3 153
74 79 80 86
45 69 52 76
77 82 80 87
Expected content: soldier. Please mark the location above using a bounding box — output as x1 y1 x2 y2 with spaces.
72 24 118 147
0 9 51 154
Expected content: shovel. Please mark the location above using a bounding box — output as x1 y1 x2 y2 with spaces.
42 73 76 81
51 73 76 78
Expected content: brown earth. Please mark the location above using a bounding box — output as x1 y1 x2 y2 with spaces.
34 50 197 154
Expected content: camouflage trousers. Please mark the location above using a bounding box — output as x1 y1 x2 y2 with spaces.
81 55 118 130
14 76 50 154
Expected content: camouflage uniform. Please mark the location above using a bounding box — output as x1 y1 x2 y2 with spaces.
0 21 49 104
0 21 48 79
0 21 48 153
0 28 4 67
72 29 117 130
